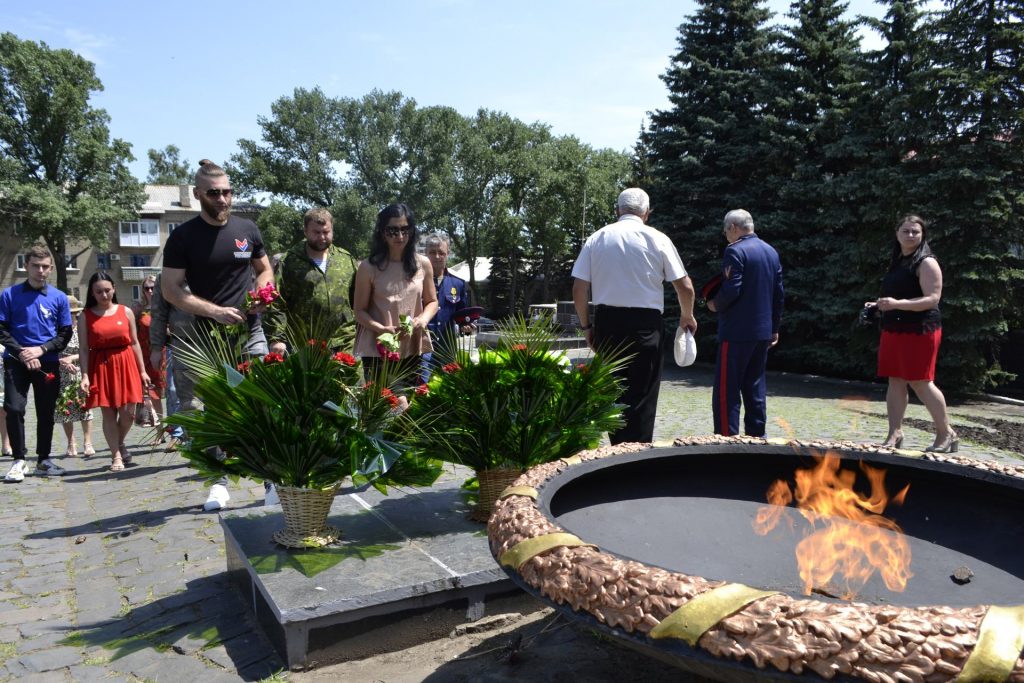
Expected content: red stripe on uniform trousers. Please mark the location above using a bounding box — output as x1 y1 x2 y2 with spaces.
718 341 730 436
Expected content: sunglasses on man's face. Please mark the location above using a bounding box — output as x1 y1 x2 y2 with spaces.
204 188 234 198
384 226 411 238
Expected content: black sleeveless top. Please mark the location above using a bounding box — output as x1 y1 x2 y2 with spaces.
880 255 942 333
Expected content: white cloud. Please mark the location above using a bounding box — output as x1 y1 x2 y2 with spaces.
62 28 109 65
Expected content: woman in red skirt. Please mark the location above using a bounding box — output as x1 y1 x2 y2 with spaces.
864 215 956 452
79 272 150 471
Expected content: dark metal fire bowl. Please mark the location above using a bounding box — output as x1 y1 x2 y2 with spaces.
488 436 1024 683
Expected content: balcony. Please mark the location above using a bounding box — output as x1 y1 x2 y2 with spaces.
118 233 160 248
121 266 161 283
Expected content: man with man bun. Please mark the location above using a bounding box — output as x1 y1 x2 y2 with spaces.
161 160 273 510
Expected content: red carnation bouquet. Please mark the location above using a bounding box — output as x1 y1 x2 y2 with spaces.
245 282 280 310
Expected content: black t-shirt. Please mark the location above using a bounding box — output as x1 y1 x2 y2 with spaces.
163 214 266 312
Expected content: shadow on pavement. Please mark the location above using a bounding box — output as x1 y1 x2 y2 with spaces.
63 574 283 681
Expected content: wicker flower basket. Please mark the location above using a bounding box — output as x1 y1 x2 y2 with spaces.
472 468 523 522
272 484 342 548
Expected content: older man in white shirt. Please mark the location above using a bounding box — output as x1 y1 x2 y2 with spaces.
571 188 696 444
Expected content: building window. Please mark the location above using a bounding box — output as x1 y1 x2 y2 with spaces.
129 254 151 267
65 254 79 271
132 285 142 301
167 222 179 233
96 253 110 270
72 287 81 300
15 255 25 271
118 219 160 247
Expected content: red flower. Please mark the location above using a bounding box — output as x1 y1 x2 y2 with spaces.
380 387 400 408
262 352 285 365
308 339 327 348
332 351 357 366
236 360 252 374
576 363 590 373
45 372 56 382
375 342 401 362
510 343 527 352
247 282 280 307
441 362 461 374
415 383 429 397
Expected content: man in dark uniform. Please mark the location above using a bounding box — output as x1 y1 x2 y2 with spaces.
707 209 784 437
423 233 471 369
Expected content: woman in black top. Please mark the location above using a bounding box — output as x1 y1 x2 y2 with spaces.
864 215 956 452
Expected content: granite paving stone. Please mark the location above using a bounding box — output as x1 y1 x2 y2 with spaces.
11 671 68 683
17 645 82 672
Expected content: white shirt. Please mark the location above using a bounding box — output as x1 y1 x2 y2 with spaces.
571 214 687 313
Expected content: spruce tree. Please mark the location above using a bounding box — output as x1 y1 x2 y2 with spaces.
904 0 1024 390
646 0 786 341
770 0 872 376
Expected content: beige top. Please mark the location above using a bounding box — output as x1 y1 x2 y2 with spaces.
354 254 434 358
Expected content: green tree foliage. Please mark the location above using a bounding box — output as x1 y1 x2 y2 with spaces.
0 32 144 290
646 0 1024 392
770 0 870 375
146 144 191 184
231 91 631 314
257 201 304 258
231 88 463 257
645 0 786 339
901 0 1024 389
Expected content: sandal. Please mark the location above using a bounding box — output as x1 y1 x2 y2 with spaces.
120 444 133 465
110 454 124 472
66 444 78 457
83 444 96 457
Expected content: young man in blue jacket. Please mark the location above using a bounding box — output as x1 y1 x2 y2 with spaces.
707 209 784 437
0 246 73 481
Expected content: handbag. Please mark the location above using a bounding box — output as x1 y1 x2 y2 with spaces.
135 400 157 426
858 305 880 328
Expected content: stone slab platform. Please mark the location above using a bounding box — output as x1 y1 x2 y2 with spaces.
221 469 535 670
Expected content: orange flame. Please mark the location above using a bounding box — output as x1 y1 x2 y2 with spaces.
753 452 912 599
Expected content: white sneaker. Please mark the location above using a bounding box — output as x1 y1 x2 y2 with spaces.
4 460 28 483
35 459 66 476
264 484 279 507
203 484 231 511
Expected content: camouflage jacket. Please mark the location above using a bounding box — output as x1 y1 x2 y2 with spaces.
265 242 358 351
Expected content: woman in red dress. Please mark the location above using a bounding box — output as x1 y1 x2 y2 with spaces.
132 275 165 441
864 215 956 453
79 272 150 471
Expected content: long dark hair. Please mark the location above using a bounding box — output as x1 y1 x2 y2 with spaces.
889 214 934 271
368 203 419 279
85 271 119 308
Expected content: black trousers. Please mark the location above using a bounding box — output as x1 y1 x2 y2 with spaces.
594 306 664 445
3 358 61 461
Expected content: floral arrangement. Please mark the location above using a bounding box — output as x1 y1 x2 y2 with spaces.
403 317 628 471
168 326 441 491
245 282 280 309
56 380 86 417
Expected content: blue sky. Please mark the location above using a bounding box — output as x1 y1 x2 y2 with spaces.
6 0 897 181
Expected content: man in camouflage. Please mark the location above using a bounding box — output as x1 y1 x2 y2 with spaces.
267 208 358 353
